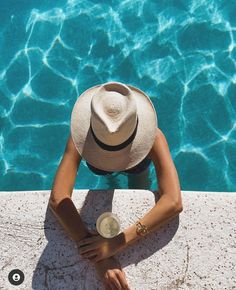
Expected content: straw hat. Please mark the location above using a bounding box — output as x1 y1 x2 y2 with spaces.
70 81 158 171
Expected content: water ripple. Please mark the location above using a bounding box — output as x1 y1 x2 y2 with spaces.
0 0 235 191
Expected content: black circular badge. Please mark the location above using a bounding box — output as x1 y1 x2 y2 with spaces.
8 269 24 286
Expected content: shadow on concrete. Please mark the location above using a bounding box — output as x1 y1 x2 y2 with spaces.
31 203 97 290
78 188 180 270
31 172 180 289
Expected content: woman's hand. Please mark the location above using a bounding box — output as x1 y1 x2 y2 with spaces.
94 256 131 290
77 229 122 263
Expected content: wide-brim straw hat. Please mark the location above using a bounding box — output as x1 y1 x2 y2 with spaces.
70 81 158 171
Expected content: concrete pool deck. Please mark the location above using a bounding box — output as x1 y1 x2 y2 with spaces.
0 190 235 290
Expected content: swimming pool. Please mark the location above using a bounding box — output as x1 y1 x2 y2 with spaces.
0 0 235 192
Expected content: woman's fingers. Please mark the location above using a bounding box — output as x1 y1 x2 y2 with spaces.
78 246 99 262
78 242 100 254
111 272 124 290
83 252 95 258
116 270 130 290
104 273 112 290
77 235 100 247
104 275 115 290
90 254 102 263
122 270 131 290
109 280 121 290
105 271 121 290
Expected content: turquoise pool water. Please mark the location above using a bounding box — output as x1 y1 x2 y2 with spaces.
0 0 235 192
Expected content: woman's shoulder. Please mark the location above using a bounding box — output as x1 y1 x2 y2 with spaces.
64 134 82 163
147 128 161 159
147 127 177 179
147 128 170 162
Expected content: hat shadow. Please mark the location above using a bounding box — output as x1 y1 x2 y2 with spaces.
32 178 180 289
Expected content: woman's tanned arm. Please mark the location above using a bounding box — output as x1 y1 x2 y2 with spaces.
116 128 183 250
49 133 90 242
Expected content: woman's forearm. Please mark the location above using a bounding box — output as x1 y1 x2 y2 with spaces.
49 142 89 242
50 197 90 242
116 130 184 252
116 193 182 251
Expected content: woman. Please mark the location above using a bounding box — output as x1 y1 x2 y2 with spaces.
49 82 183 290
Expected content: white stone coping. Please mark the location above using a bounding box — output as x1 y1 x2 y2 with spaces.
0 190 235 289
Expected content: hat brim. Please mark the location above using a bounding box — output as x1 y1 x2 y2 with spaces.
70 83 158 171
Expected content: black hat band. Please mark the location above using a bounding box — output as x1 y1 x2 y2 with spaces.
90 117 139 151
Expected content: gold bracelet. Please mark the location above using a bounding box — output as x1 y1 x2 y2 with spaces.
135 221 149 237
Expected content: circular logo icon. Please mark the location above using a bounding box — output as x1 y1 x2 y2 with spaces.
8 269 24 286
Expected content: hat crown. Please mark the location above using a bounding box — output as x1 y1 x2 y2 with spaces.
90 82 137 146
103 91 124 118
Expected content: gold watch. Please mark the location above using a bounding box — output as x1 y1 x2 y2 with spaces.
135 221 149 237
